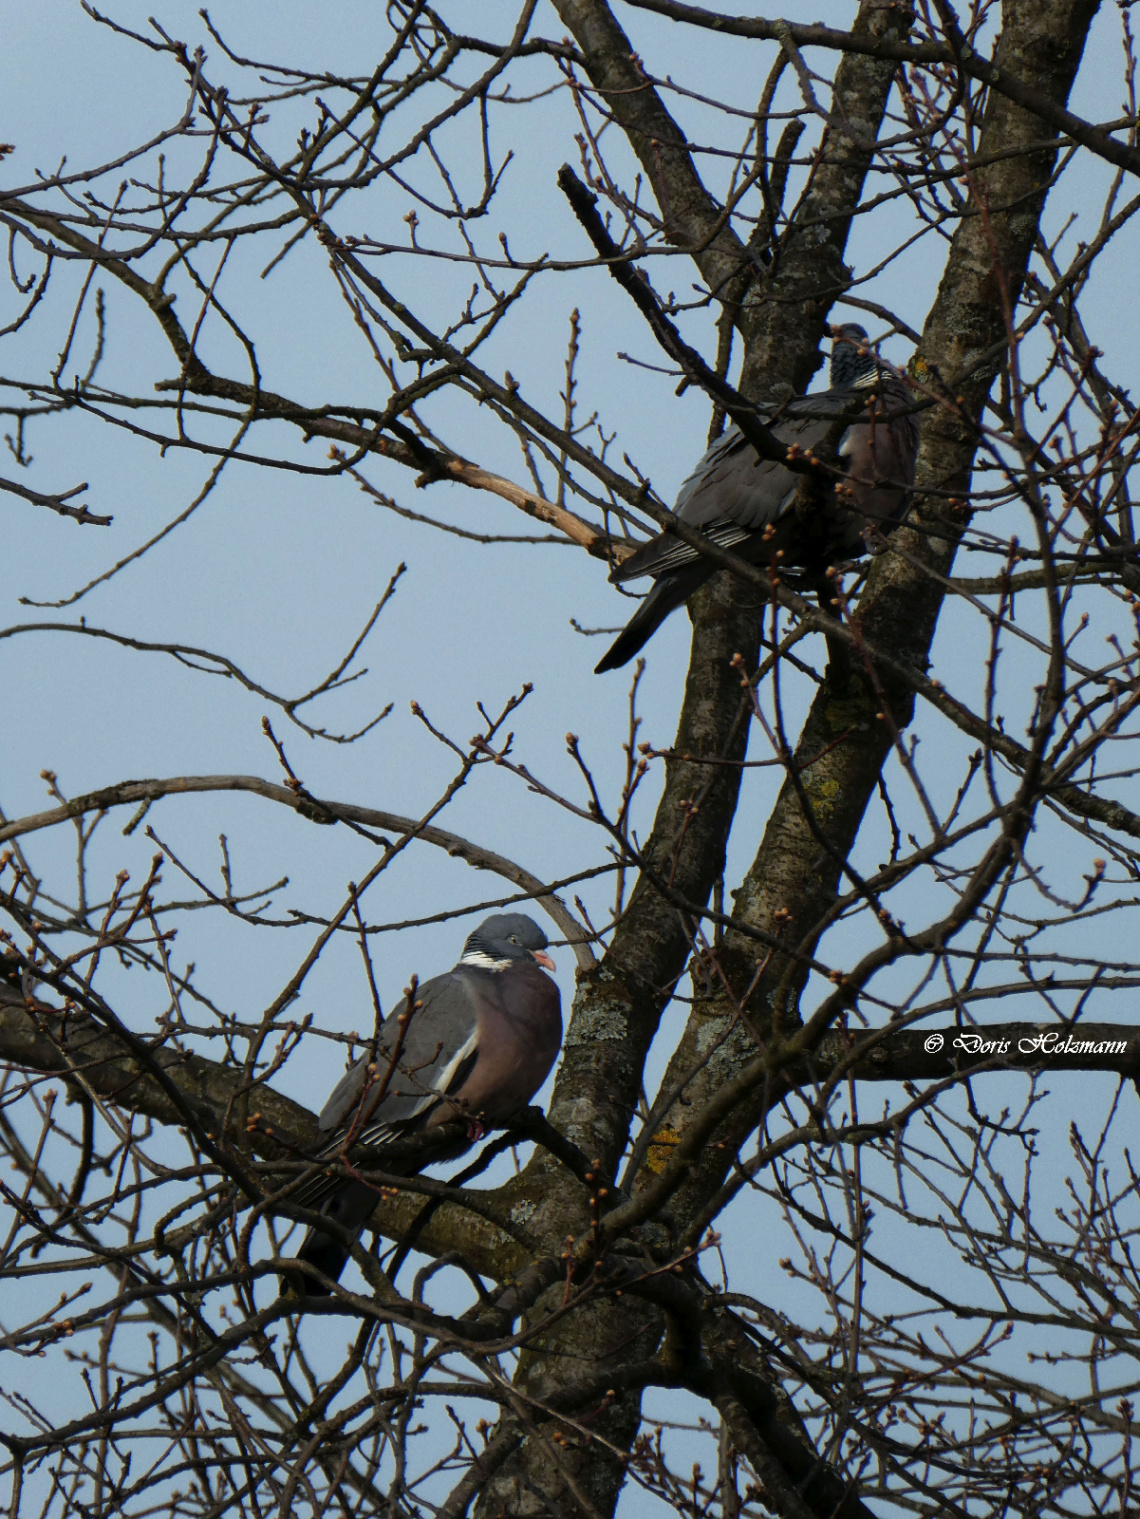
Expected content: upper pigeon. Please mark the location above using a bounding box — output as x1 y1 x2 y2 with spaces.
595 325 919 673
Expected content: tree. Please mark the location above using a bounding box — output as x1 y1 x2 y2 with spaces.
2 0 1140 1513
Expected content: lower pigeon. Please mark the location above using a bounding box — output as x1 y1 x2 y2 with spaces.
281 912 562 1294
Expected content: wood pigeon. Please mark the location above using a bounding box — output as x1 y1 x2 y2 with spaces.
594 325 919 673
281 912 561 1294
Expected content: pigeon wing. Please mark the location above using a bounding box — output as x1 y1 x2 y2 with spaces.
316 970 481 1152
613 416 831 583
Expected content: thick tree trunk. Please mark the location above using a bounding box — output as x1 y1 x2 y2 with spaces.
471 0 1101 1512
475 0 917 1512
652 0 1101 1268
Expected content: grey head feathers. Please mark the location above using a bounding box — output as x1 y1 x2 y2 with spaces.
461 912 552 968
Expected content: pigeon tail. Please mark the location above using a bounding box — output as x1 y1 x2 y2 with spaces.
279 1178 380 1299
594 568 706 673
282 1233 349 1299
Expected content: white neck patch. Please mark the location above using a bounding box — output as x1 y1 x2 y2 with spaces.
461 950 514 972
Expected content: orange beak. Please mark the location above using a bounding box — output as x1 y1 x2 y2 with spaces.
531 950 555 971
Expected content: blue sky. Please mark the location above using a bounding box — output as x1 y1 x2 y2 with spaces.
3 3 1140 1511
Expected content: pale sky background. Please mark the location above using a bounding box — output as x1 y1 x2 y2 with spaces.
2 3 1139 1513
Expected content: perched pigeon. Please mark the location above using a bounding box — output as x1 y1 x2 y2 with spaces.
281 912 561 1294
594 325 918 673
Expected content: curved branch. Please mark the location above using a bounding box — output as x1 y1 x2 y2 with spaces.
0 773 597 970
0 612 397 743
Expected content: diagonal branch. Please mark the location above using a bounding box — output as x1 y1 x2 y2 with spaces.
557 164 823 468
0 472 110 525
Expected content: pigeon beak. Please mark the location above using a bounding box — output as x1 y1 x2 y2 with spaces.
531 950 556 971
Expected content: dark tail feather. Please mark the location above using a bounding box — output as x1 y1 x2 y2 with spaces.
281 1231 349 1298
594 570 706 673
279 1179 379 1299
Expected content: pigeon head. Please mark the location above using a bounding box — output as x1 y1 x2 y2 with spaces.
829 323 876 390
461 913 555 971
